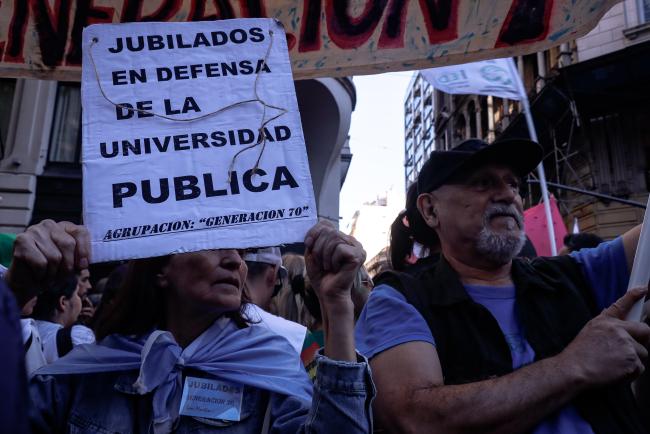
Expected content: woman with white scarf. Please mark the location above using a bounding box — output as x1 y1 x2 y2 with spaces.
5 219 374 434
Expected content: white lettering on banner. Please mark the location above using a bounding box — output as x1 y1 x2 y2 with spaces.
81 19 317 262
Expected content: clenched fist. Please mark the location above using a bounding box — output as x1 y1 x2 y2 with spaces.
6 220 90 306
304 220 366 307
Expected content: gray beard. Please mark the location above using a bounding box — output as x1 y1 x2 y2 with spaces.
476 227 526 264
475 204 526 264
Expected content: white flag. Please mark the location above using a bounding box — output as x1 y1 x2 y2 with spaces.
421 58 524 101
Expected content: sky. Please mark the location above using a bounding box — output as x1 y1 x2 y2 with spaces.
340 72 412 230
339 72 414 230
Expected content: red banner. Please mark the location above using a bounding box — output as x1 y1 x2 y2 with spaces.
0 0 620 81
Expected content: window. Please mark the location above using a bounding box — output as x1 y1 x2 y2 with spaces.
405 110 413 128
415 143 424 162
405 135 414 154
413 92 422 110
0 78 16 157
642 0 650 23
49 83 82 164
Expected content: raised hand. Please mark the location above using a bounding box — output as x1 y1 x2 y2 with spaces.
304 221 366 362
6 220 90 306
304 220 366 306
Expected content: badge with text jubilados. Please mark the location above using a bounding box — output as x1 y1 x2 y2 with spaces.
179 376 244 421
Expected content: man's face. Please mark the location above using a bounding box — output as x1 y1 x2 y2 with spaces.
426 164 526 264
76 269 92 297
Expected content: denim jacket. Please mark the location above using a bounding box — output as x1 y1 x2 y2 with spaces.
29 351 374 434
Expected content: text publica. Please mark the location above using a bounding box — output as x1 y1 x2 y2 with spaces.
112 166 299 208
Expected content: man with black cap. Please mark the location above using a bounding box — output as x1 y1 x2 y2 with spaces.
355 138 650 433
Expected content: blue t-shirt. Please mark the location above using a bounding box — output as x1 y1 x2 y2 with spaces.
355 238 629 434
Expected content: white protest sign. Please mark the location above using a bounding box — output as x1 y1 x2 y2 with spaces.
81 19 317 263
625 195 650 321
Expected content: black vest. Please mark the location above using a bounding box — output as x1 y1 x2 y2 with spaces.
376 255 647 434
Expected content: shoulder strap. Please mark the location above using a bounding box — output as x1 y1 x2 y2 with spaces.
261 395 272 434
56 326 74 357
23 333 33 354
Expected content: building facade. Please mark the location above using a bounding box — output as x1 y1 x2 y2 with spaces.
0 77 355 233
347 186 405 273
404 0 650 239
403 74 434 188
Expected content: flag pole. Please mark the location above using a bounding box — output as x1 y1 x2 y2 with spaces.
509 60 557 255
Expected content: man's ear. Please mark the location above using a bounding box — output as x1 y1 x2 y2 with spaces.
56 295 67 313
417 192 439 228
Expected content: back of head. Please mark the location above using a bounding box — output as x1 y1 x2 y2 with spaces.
31 274 79 322
389 211 414 272
93 256 169 340
272 253 321 330
389 183 439 271
563 233 604 252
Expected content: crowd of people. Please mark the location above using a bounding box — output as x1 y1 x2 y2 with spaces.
1 137 649 433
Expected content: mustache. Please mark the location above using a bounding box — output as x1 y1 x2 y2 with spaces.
483 204 524 229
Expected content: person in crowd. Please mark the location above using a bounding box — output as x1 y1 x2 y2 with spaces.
0 232 16 268
356 138 650 434
560 232 605 255
388 184 440 274
273 253 321 331
351 266 372 319
243 247 285 311
272 253 324 378
388 211 416 271
6 219 374 434
243 247 308 355
75 268 95 325
90 263 127 328
30 274 96 364
0 269 30 433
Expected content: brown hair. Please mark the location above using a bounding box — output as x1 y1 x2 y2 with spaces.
93 255 249 340
271 254 321 330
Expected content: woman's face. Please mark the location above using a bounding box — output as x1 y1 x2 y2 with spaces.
159 249 248 315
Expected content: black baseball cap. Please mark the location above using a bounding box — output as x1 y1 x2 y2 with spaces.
416 138 543 194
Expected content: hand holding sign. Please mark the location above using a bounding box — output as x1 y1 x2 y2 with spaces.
557 288 650 388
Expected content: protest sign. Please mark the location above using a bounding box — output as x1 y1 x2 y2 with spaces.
81 19 317 263
1 0 619 81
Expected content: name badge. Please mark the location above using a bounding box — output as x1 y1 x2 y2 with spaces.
179 376 244 421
